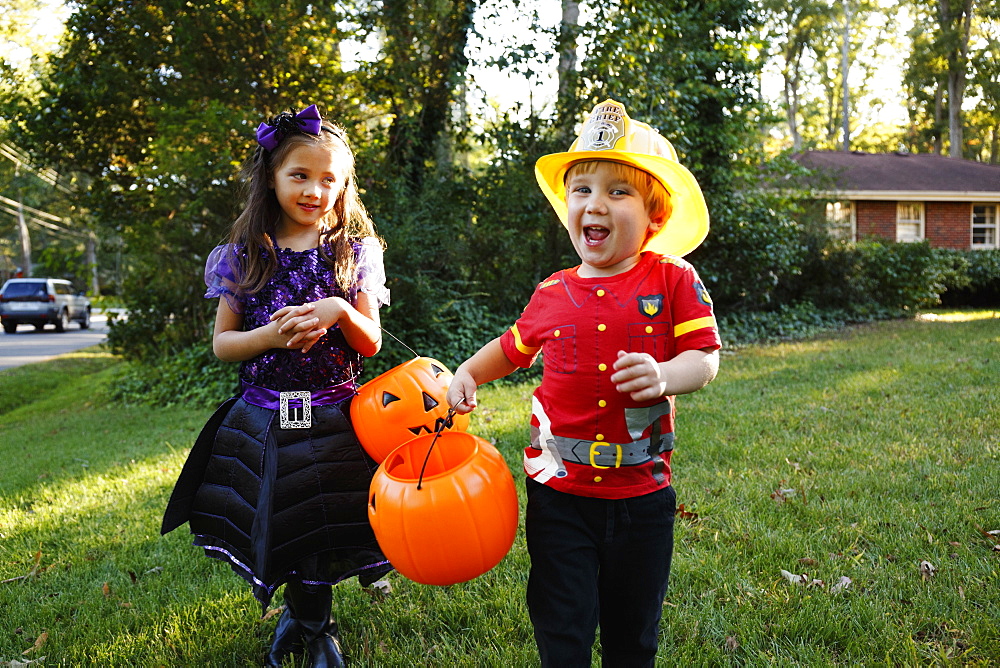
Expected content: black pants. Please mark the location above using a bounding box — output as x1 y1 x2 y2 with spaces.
525 478 676 668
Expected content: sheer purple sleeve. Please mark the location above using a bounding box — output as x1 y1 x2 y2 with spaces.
204 244 245 314
355 237 390 307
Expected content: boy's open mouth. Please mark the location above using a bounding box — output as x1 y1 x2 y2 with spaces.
584 225 609 244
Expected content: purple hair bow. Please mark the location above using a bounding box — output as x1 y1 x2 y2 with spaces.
255 104 323 151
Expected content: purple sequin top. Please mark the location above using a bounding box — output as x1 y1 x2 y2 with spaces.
204 237 389 392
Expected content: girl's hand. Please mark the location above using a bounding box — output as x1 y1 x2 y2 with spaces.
610 350 666 402
270 303 328 353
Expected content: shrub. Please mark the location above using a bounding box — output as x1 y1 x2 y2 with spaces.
784 240 965 314
940 249 1000 307
111 343 236 408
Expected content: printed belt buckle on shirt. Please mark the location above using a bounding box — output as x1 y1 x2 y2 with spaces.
279 391 312 429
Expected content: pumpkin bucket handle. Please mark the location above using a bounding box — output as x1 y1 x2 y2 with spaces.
379 325 420 359
416 407 458 490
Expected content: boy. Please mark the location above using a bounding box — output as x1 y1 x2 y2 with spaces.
447 100 721 667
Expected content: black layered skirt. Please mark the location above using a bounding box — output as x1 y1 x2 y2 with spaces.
161 395 390 608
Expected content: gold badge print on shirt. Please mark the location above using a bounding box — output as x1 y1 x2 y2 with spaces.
637 294 663 318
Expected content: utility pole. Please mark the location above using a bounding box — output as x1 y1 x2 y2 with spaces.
14 162 33 277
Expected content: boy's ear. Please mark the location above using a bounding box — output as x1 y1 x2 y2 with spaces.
648 211 667 233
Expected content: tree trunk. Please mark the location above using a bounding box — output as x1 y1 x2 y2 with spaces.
784 74 802 151
841 0 852 151
934 83 944 154
556 0 581 141
17 202 32 278
938 0 975 159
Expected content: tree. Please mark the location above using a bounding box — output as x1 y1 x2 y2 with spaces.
7 1 359 359
763 0 903 152
903 0 992 158
567 0 804 309
761 0 836 151
0 0 86 284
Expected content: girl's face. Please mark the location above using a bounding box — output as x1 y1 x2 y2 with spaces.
270 142 347 233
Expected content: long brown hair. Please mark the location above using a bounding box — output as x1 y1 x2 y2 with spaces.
229 117 381 295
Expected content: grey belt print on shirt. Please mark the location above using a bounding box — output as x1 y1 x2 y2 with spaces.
548 431 675 468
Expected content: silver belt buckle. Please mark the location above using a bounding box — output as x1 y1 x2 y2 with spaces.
279 391 312 429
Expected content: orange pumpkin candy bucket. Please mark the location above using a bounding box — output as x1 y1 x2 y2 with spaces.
351 357 470 463
367 430 519 586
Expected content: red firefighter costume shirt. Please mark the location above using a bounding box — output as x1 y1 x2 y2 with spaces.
500 252 721 499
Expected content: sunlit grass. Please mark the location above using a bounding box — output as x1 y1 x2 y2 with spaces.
1 314 999 665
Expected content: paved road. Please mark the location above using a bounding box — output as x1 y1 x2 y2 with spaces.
0 313 111 371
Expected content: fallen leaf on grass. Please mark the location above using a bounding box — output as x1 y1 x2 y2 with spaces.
919 560 936 580
675 503 699 521
780 570 850 593
364 579 393 600
779 569 804 585
771 487 796 503
798 557 817 566
830 576 852 594
975 527 1000 551
7 658 46 667
22 631 47 655
102 582 111 598
261 605 285 622
724 636 739 651
780 570 808 585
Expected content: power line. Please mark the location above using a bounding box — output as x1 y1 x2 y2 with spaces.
0 141 74 195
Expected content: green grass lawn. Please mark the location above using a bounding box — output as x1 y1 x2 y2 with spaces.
1 311 998 666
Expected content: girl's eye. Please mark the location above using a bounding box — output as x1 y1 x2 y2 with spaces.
323 177 336 185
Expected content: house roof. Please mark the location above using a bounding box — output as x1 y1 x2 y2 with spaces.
789 151 1000 202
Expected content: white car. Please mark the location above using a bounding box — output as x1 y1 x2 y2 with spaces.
0 278 91 333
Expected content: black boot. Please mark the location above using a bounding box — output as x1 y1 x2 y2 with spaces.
264 606 304 667
283 581 346 668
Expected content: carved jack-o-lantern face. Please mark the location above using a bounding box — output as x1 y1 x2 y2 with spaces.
351 357 470 463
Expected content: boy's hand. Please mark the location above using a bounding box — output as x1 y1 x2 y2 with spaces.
447 371 479 414
611 350 667 402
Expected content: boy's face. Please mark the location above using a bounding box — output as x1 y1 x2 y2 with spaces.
565 161 664 278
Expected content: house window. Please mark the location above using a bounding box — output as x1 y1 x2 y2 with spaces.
896 202 924 242
972 205 998 249
825 201 855 240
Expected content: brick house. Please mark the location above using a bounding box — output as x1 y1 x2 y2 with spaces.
790 151 1000 251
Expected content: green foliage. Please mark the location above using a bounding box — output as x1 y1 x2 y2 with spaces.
835 241 961 312
5 1 359 361
693 187 806 310
109 342 236 408
940 248 1000 307
574 0 808 312
716 301 891 348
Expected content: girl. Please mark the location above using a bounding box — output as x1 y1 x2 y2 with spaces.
162 104 390 668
